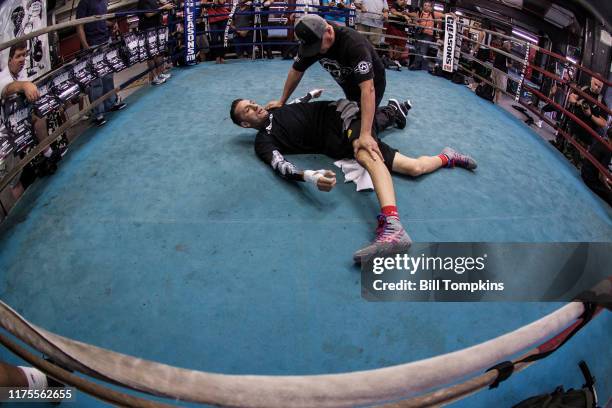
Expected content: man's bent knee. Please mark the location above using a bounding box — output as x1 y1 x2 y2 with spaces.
355 148 375 168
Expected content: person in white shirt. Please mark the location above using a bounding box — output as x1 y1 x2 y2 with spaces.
354 0 388 47
284 0 321 59
0 41 44 200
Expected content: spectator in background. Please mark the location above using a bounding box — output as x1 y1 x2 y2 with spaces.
567 76 608 146
406 0 443 71
196 4 210 62
255 0 274 59
354 0 388 48
284 0 320 59
321 0 350 26
0 42 49 200
386 0 410 65
76 0 126 127
491 41 511 104
138 0 174 85
204 0 230 64
580 127 612 206
469 21 491 82
232 0 254 58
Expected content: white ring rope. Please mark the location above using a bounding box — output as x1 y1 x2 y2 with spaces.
0 301 586 407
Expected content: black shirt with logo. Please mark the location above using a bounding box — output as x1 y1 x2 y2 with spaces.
292 25 386 105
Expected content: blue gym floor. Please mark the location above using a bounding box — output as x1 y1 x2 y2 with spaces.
1 60 611 407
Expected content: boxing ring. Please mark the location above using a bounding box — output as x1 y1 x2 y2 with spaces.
0 5 611 408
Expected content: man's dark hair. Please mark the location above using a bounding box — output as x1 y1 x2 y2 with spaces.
9 41 28 59
230 98 244 125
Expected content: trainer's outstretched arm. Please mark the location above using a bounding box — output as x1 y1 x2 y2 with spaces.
266 68 305 109
288 89 324 104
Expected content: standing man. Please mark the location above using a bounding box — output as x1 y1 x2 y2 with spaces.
406 0 443 71
0 42 57 200
231 0 254 58
0 42 40 201
138 0 174 85
76 0 126 127
283 0 319 60
266 14 409 162
567 76 608 146
491 41 512 104
354 0 388 48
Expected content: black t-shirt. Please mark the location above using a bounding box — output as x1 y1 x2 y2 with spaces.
292 25 386 105
254 101 349 164
581 140 612 200
574 87 608 133
138 0 160 30
388 2 407 30
493 52 508 73
233 6 254 30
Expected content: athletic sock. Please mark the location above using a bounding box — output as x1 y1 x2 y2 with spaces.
438 153 450 167
381 205 399 218
18 366 48 389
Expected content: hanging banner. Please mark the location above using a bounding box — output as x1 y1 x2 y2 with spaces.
183 0 197 65
515 42 530 101
0 0 51 81
223 0 238 48
442 13 456 72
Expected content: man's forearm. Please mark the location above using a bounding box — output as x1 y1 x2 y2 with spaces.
591 114 607 129
2 81 30 99
280 68 304 104
359 81 376 138
76 25 89 48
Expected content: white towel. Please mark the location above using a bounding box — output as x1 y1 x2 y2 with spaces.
334 159 374 191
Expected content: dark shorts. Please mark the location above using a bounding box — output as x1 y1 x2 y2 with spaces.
319 104 397 172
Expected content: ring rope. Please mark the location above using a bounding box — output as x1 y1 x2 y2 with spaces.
0 333 174 408
457 61 612 180
0 60 162 192
0 300 590 407
460 52 612 153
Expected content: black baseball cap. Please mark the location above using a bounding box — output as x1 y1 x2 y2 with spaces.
294 14 328 57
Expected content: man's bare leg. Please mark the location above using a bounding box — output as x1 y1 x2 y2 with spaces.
353 148 412 263
392 148 477 176
392 153 444 176
356 148 396 207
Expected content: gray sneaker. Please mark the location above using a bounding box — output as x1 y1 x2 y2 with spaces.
353 215 412 263
441 147 478 170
